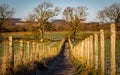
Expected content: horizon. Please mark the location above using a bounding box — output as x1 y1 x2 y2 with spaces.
0 0 120 22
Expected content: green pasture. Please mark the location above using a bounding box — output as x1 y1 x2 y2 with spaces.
1 31 120 61
71 33 120 75
1 32 69 40
0 39 61 58
73 33 120 62
0 32 67 58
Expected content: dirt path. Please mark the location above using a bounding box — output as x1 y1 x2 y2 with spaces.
45 42 76 75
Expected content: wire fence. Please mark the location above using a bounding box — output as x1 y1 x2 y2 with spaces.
0 36 65 74
69 23 119 75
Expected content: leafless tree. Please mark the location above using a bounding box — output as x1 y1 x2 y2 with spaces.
0 4 15 32
63 6 88 39
63 7 73 22
97 3 120 26
28 1 60 42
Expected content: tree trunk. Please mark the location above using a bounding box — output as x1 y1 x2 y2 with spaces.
41 27 44 42
73 30 76 39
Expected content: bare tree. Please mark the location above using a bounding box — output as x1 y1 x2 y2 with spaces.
0 4 15 32
74 6 88 20
63 7 73 22
63 6 88 39
28 1 60 42
97 10 107 23
97 3 120 26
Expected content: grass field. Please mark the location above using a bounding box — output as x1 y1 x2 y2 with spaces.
0 32 69 41
0 31 120 74
0 32 68 57
70 32 120 75
1 31 120 62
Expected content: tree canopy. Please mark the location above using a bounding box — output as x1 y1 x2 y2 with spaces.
63 6 88 39
0 4 15 32
28 1 60 42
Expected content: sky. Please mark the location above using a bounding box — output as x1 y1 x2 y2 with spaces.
0 0 120 22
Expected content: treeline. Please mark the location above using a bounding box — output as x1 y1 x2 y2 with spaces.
0 20 117 32
0 2 120 33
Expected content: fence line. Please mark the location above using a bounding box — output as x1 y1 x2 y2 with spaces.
68 23 116 75
0 37 65 74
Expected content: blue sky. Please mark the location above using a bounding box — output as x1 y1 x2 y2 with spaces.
0 0 120 22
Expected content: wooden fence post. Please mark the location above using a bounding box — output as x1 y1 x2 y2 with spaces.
39 44 42 59
110 23 116 75
94 33 98 70
36 44 39 60
80 41 83 63
34 42 36 60
84 39 87 64
38 44 41 59
27 41 30 62
81 41 84 63
77 44 80 59
100 29 105 75
90 35 93 68
8 36 14 68
1 39 7 74
20 40 23 64
83 39 86 63
43 44 45 57
32 41 35 61
87 37 90 67
83 40 85 63
1 36 14 74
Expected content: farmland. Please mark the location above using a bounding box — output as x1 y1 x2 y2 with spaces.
0 0 120 74
0 33 65 75
0 29 120 75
